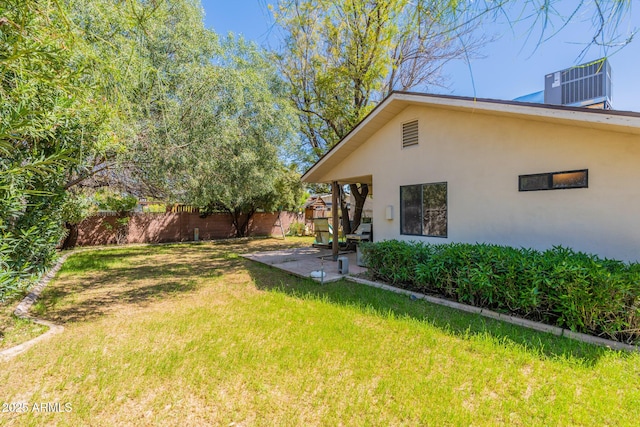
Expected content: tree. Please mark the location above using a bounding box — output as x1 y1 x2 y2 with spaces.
273 0 481 234
445 1 635 55
61 0 218 194
142 37 301 237
95 191 138 245
60 192 95 249
0 0 110 299
56 0 220 245
273 0 636 235
1 0 217 298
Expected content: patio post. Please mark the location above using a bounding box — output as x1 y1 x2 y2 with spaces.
331 181 339 261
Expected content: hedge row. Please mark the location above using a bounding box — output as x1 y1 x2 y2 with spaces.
361 240 640 344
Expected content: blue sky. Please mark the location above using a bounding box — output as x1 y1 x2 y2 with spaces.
201 0 640 112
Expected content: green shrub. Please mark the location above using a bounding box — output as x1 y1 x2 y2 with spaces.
0 193 65 302
288 222 306 236
143 203 167 213
362 240 640 344
96 193 138 214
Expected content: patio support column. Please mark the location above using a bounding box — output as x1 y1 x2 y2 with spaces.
331 181 339 261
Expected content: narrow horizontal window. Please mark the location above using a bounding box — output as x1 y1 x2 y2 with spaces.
519 169 588 191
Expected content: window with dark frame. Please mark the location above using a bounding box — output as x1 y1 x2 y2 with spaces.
519 169 588 191
400 182 447 237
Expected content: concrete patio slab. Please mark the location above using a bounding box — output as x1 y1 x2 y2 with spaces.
241 246 367 283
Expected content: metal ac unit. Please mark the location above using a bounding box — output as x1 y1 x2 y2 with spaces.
544 58 612 109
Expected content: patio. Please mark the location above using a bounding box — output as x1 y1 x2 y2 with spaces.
241 246 367 283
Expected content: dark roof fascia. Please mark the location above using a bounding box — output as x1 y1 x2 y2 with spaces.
394 91 640 119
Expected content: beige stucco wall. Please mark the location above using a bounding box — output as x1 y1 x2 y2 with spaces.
315 105 640 262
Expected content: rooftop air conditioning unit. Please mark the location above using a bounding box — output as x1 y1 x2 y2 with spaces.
544 58 612 109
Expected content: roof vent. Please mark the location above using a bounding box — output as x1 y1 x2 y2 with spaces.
402 120 419 148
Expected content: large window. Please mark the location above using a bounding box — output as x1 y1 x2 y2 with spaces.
400 182 447 237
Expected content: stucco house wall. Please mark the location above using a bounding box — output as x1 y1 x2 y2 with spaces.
306 94 640 262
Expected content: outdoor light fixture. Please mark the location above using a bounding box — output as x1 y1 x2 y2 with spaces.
385 205 394 220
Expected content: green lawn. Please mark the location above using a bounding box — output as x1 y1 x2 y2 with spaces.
1 237 639 426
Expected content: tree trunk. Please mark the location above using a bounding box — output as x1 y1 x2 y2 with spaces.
229 210 242 238
230 209 256 238
61 222 79 250
114 214 130 245
339 185 352 235
239 209 256 238
349 183 369 233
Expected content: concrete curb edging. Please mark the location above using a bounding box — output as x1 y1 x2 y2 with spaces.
0 252 73 362
346 276 640 353
0 317 64 362
13 252 72 318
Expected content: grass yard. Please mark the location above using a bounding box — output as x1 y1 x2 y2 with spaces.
0 305 47 351
1 237 639 426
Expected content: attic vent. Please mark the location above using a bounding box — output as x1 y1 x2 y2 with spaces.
402 120 419 148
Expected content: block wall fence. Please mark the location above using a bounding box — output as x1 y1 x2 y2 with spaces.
75 211 303 246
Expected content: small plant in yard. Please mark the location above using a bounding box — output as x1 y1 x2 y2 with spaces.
362 240 640 344
287 221 306 236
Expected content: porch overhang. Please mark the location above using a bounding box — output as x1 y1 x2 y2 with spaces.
324 175 373 185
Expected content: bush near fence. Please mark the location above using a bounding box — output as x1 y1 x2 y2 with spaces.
362 240 640 344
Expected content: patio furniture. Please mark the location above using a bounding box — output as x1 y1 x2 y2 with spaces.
345 223 372 266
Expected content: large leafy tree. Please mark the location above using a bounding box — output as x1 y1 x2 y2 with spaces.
273 0 481 233
0 0 226 294
61 0 218 193
142 37 302 237
58 0 219 247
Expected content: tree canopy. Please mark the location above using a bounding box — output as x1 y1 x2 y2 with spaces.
272 0 483 233
0 0 301 298
273 0 481 160
141 37 302 237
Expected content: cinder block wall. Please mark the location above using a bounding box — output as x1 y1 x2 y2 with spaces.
75 212 303 246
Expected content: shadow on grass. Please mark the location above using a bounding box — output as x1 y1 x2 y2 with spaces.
37 239 312 325
245 260 624 366
36 249 240 324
